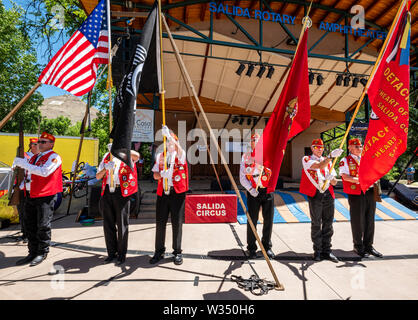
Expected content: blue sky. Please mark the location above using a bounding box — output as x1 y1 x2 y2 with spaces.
4 0 76 98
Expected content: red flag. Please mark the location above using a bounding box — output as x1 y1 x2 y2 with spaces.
254 29 311 193
359 0 411 192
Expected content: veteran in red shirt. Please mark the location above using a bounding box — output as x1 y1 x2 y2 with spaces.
300 139 342 263
13 132 62 266
149 126 188 266
339 138 382 258
96 143 140 266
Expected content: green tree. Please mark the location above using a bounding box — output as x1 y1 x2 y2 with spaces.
0 1 43 133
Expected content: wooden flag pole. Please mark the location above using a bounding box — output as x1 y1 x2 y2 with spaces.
158 0 169 194
162 15 284 290
320 0 407 191
106 0 116 191
0 82 41 130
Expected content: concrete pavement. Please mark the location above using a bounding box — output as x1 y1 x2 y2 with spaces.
0 179 417 300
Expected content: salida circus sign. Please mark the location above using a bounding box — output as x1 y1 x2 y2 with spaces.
185 194 237 223
209 1 387 40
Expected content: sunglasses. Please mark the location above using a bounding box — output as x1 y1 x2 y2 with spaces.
313 146 324 149
38 140 51 144
353 146 363 149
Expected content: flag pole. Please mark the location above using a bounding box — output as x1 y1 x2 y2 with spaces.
320 0 407 191
66 90 92 216
158 0 169 193
162 14 284 290
106 0 116 191
0 82 41 130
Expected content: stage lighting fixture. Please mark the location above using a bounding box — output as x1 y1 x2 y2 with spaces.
247 117 252 125
264 118 269 125
257 65 266 78
309 72 315 84
236 63 245 76
239 117 244 125
336 74 343 86
352 77 360 88
266 66 275 79
360 78 368 86
246 64 255 77
231 116 239 124
343 75 350 87
317 74 324 85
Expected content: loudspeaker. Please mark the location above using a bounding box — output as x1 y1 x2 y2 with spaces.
88 183 102 218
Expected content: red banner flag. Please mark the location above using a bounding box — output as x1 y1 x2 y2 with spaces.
359 0 411 192
254 29 311 193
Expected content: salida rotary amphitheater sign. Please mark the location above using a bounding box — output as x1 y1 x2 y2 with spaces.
208 2 387 40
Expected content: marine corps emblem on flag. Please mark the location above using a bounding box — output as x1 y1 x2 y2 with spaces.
283 97 298 131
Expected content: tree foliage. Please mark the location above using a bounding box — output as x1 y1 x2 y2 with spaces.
0 1 44 133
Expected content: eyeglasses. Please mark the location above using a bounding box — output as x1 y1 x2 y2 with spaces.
38 140 51 144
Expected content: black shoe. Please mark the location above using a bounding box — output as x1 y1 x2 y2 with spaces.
173 254 183 265
116 256 126 266
248 250 257 259
103 255 117 264
29 254 47 266
321 252 339 263
353 248 365 257
366 247 383 258
313 251 321 261
149 253 164 264
266 249 275 260
16 255 36 266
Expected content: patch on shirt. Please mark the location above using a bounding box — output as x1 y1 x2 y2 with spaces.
339 161 344 167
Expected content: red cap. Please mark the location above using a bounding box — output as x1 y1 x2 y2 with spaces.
311 139 324 147
29 138 38 144
348 138 362 146
40 132 55 142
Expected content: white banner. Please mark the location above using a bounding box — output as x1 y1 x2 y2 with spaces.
132 109 154 142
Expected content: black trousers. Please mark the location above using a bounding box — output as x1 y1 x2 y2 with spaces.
99 186 130 258
246 188 274 251
24 194 57 256
155 190 185 255
348 188 376 251
17 190 28 238
308 189 335 254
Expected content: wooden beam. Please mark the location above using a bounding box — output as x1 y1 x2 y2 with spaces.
184 2 189 25
311 105 345 122
160 97 269 116
200 3 208 21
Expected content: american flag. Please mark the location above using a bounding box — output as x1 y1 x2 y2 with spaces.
38 0 109 96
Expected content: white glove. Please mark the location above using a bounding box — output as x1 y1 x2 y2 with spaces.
107 143 112 152
104 161 115 170
162 125 172 140
160 170 171 179
352 177 360 184
12 157 26 169
249 187 259 198
325 173 335 181
330 148 343 158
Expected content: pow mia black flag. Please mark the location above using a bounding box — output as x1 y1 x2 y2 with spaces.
110 1 161 168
